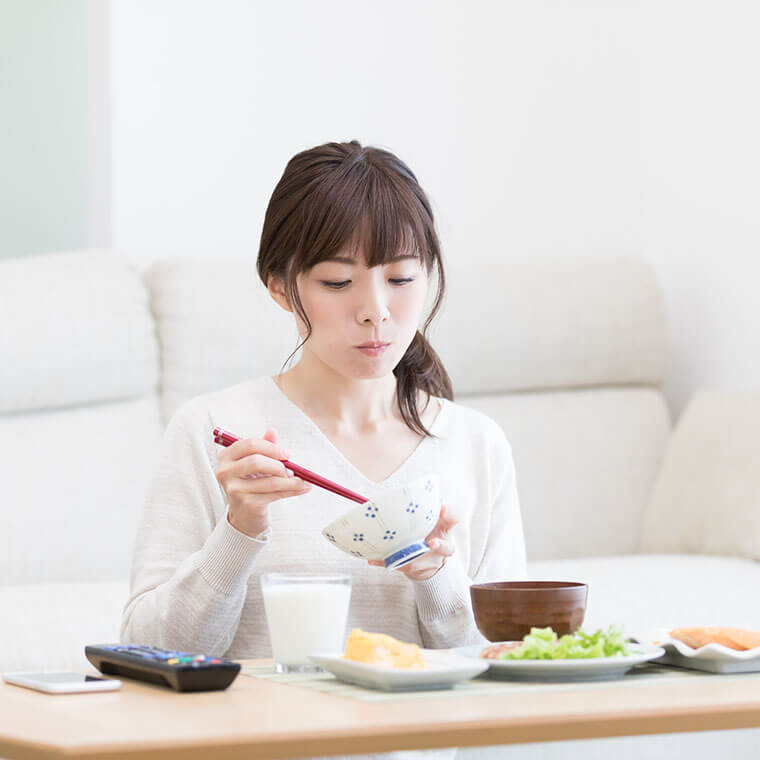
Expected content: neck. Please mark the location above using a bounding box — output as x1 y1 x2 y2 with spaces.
277 357 400 435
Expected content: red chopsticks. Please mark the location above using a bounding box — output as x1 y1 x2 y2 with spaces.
213 427 369 504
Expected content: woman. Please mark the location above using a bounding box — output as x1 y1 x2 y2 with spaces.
121 139 527 760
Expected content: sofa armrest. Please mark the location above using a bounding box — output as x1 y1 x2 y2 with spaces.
639 391 760 560
0 581 129 673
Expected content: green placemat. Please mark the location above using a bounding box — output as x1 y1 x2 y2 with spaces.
241 663 760 703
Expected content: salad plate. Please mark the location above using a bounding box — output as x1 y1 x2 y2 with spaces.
307 650 488 691
451 642 665 681
636 628 760 674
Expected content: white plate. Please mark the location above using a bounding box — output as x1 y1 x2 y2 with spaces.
307 650 489 691
636 628 760 674
450 642 665 681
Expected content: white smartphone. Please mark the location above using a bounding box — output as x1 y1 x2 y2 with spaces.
2 671 122 694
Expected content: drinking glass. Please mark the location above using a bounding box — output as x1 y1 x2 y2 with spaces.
260 572 352 673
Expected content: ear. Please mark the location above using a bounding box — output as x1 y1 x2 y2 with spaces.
267 273 293 314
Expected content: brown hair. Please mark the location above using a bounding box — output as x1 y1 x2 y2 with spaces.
256 139 453 438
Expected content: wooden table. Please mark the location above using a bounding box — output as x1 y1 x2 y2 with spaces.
2 659 760 759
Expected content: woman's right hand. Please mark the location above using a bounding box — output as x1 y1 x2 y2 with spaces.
215 427 311 538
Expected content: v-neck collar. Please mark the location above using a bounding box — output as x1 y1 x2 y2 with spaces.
264 375 447 487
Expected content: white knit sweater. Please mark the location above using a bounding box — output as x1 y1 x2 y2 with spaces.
120 375 527 760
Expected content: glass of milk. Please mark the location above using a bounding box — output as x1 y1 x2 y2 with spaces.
260 572 352 673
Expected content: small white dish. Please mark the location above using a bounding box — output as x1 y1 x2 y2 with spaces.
322 474 441 570
307 650 488 691
636 628 760 674
450 642 665 681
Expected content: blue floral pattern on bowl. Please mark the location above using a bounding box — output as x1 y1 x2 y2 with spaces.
322 474 441 570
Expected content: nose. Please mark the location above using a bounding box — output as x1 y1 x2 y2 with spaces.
356 274 391 326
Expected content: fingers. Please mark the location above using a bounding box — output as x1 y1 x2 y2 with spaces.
427 536 455 557
223 435 290 464
394 548 449 581
437 504 459 531
424 504 458 544
240 471 310 494
237 452 293 479
216 433 293 489
228 473 311 498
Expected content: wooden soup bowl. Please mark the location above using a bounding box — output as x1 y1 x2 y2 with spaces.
470 581 588 642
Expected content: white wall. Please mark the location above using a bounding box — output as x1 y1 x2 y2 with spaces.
86 0 112 248
640 1 760 417
0 0 89 258
107 0 760 418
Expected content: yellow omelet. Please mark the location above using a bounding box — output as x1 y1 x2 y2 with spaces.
343 629 427 669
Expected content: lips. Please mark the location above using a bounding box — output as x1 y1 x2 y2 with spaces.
357 342 390 348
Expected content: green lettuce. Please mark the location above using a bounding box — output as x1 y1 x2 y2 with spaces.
499 625 632 660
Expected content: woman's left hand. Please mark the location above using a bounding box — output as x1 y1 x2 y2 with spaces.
368 504 458 581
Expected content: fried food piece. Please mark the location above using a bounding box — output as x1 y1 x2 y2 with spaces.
344 628 426 669
670 627 760 650
480 642 522 659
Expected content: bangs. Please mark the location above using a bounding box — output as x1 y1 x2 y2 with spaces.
300 163 431 270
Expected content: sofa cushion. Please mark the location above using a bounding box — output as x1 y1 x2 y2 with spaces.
432 253 669 395
0 581 129 673
0 396 163 584
639 391 760 561
0 249 159 414
461 387 670 559
528 553 760 633
144 256 289 424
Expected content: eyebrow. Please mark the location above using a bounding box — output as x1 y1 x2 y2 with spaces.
320 254 419 265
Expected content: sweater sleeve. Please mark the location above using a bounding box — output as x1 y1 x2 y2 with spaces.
412 422 527 649
119 399 268 656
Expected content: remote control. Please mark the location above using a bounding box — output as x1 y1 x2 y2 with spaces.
85 644 241 692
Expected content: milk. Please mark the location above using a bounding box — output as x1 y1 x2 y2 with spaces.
261 579 352 670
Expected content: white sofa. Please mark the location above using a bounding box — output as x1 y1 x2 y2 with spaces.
1 248 759 759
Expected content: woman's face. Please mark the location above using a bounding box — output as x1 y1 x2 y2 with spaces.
278 246 430 379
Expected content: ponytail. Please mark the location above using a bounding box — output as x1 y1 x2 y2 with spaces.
394 330 453 437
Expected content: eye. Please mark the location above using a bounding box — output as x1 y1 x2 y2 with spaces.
321 281 350 289
321 278 415 290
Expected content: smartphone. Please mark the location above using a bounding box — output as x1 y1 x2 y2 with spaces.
2 672 122 694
